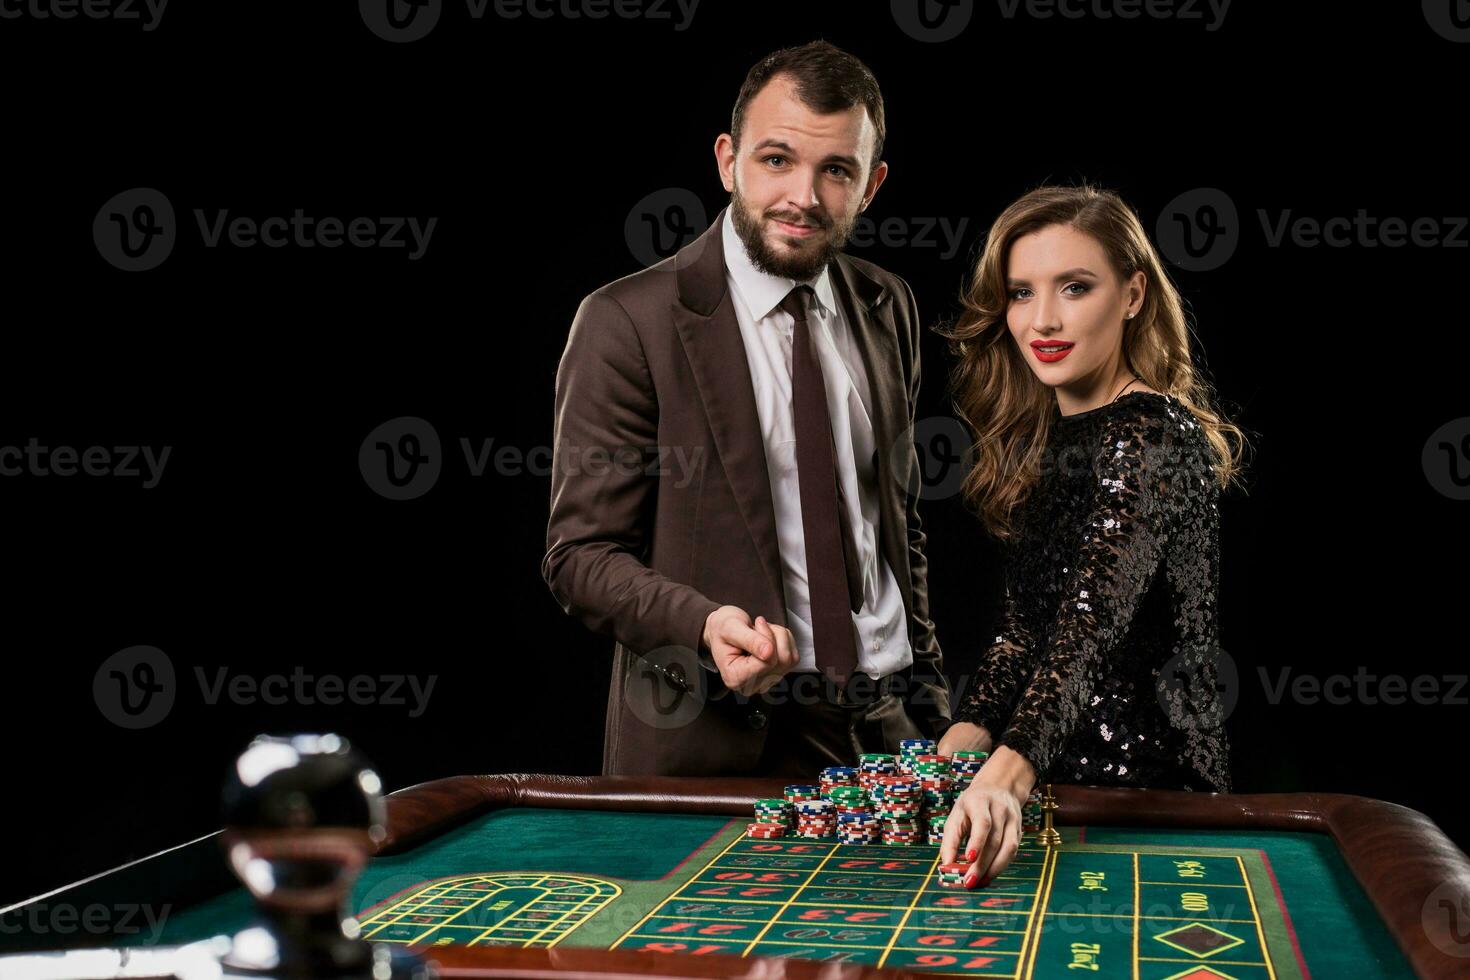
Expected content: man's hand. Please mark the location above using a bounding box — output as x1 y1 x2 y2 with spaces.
939 721 995 757
702 605 797 697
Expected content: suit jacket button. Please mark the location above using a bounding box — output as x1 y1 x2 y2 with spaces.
747 710 768 730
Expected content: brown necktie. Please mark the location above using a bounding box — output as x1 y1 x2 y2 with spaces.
780 284 863 687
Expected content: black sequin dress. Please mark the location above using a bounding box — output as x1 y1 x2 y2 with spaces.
955 391 1231 793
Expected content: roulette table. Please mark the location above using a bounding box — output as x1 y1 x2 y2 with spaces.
3 774 1467 978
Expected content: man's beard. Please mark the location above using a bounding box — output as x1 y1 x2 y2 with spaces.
730 183 856 281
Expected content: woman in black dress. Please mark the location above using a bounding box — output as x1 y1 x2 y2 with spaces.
933 183 1249 888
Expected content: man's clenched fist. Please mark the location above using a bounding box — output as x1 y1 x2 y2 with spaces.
702 605 798 697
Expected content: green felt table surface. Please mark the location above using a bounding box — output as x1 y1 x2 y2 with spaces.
129 808 1413 978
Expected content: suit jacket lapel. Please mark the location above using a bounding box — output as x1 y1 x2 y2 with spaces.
830 253 915 625
672 208 787 616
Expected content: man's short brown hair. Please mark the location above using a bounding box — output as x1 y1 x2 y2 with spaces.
730 40 886 175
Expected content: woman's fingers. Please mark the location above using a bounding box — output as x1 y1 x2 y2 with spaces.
968 797 1007 885
939 809 964 866
983 821 1021 884
963 802 991 885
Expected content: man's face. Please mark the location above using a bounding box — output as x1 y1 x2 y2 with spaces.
717 74 888 281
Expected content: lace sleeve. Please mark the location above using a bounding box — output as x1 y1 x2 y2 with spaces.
952 583 1039 735
996 410 1179 783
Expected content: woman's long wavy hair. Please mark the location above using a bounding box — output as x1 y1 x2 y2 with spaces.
934 182 1250 541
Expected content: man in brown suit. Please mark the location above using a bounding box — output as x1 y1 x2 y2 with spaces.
542 40 952 777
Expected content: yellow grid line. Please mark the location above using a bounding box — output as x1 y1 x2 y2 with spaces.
739 843 846 955
359 883 447 935
1019 846 1060 980
421 874 549 944
469 884 534 946
1138 956 1269 966
364 882 494 937
610 825 750 948
643 912 1038 938
611 827 1289 976
502 882 613 947
638 888 1263 923
875 848 941 968
1133 852 1141 980
1236 853 1277 980
365 874 619 948
706 863 933 878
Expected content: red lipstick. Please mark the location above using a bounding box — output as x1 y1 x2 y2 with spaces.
1030 340 1075 363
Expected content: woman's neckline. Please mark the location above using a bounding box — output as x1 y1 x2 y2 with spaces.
1055 390 1171 422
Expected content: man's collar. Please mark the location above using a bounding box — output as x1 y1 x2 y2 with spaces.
722 206 837 321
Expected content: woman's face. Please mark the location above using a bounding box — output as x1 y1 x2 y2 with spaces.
1004 223 1143 392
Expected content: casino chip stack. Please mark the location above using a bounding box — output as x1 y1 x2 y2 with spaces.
753 797 792 831
950 750 986 793
785 784 821 805
747 821 786 839
781 753 1042 848
828 784 877 844
926 811 947 846
912 754 954 817
837 809 878 844
858 753 897 791
872 775 922 846
898 738 935 774
1021 789 1043 832
937 862 969 888
794 798 836 839
820 766 858 800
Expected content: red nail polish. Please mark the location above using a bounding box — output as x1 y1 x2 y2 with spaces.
979 875 991 887
964 873 977 888
966 849 976 861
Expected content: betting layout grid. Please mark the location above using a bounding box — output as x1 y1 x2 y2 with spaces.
613 748 1289 978
611 831 1288 978
356 873 623 947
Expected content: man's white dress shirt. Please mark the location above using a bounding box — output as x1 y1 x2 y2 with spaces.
721 207 913 679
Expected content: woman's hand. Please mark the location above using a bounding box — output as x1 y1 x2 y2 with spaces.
938 721 994 757
939 745 1036 888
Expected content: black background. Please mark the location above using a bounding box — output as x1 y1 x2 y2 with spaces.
2 0 1467 911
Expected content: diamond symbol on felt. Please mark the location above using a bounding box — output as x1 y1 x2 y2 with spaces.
1161 968 1241 980
1153 921 1245 958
